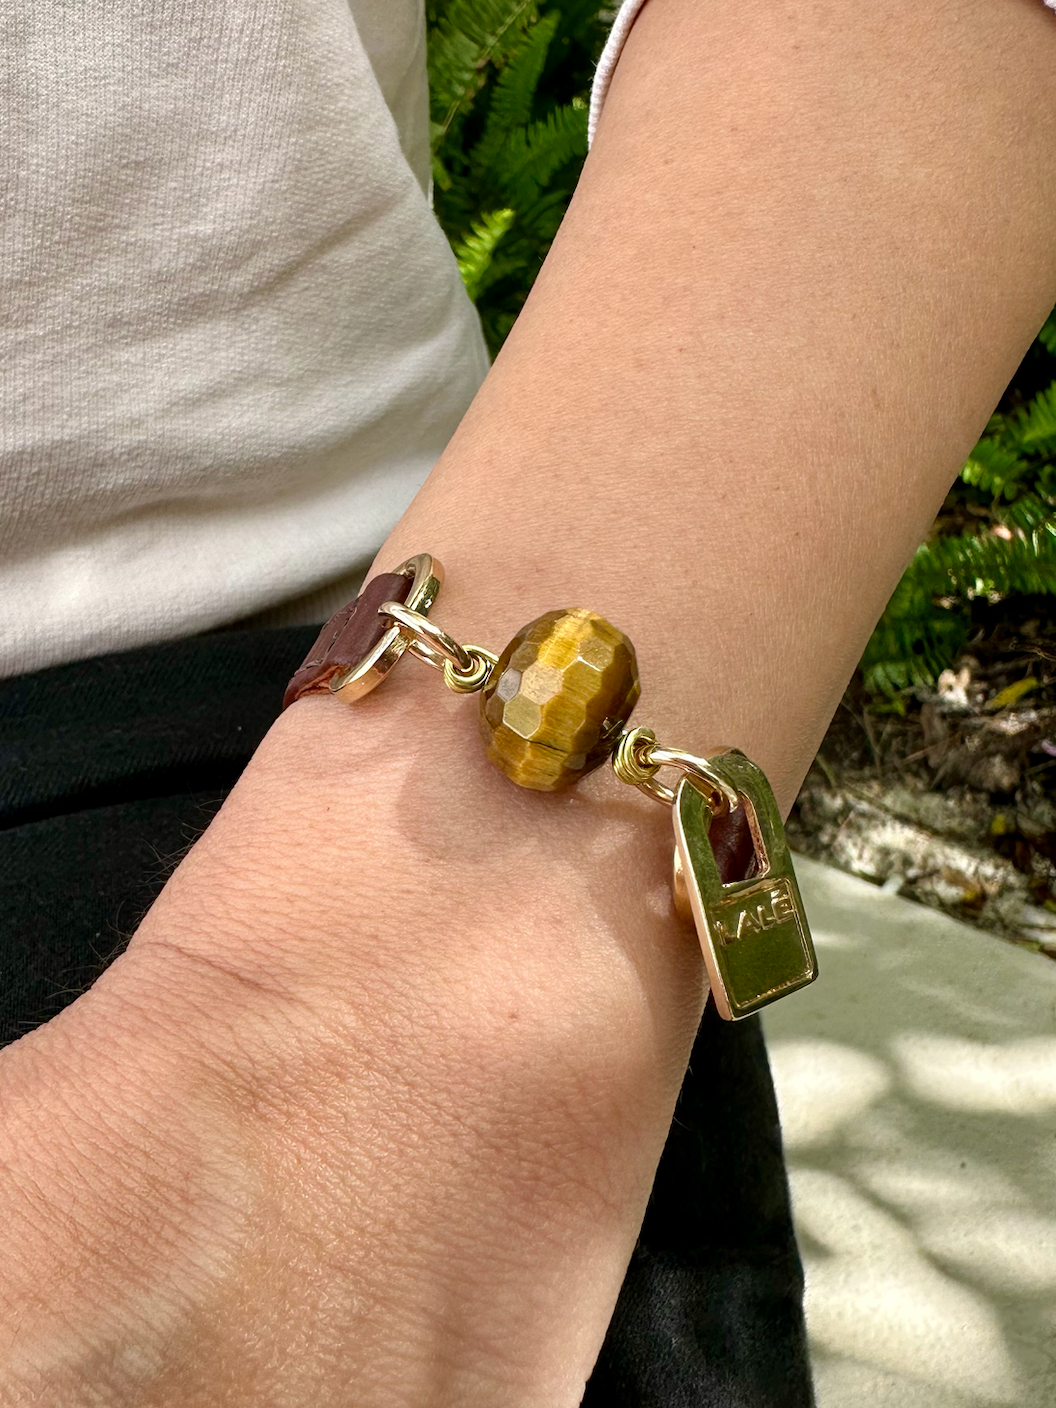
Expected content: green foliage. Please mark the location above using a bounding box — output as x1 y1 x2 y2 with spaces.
451 207 516 301
425 4 1056 704
427 0 604 353
862 318 1056 698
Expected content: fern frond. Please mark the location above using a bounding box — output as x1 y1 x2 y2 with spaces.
428 0 603 357
994 492 1055 536
1039 306 1056 357
864 522 1056 696
452 208 517 300
473 12 560 175
431 151 454 192
916 525 1056 601
960 436 1028 499
428 0 538 150
494 105 588 207
860 583 968 696
1007 380 1056 456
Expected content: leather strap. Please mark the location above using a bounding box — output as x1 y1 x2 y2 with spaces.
710 806 757 886
282 570 411 709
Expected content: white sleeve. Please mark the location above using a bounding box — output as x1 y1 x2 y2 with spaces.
588 0 1056 147
588 0 650 146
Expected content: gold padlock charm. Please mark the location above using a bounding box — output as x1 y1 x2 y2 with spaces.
672 750 817 1021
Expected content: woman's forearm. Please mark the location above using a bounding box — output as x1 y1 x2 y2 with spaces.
3 1 1056 1403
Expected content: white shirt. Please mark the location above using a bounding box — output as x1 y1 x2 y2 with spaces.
2 0 485 678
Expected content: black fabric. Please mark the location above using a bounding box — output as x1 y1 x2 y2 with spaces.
0 626 319 1037
0 628 813 1406
586 1013 814 1407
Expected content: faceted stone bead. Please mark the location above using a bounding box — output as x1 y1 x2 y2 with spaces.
479 608 640 791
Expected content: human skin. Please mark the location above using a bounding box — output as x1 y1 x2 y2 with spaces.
2 0 1056 1403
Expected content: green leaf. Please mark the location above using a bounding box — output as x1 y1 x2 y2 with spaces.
493 105 588 207
863 523 1056 697
985 676 1037 712
472 12 561 176
1009 380 1056 456
994 492 1054 535
431 151 453 192
960 436 1027 499
428 0 539 150
860 599 968 697
428 1 600 356
452 208 517 301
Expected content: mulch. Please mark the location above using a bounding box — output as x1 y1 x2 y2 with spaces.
789 596 1056 956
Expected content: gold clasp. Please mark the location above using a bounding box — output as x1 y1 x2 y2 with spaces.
672 750 817 1021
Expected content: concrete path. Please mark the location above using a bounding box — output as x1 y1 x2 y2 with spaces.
764 858 1056 1408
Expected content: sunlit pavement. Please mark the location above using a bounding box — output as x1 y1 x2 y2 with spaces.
764 857 1056 1408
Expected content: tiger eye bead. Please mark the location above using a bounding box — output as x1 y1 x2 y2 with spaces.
479 608 640 791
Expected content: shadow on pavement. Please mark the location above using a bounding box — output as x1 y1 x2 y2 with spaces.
764 858 1056 1408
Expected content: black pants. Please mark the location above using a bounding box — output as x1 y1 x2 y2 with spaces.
0 628 814 1407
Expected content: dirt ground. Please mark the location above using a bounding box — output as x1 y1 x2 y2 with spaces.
788 596 1056 958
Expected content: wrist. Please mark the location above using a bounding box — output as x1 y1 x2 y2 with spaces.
0 958 260 1404
0 694 704 1406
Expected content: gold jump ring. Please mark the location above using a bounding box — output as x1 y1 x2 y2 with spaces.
378 600 474 675
443 645 498 695
612 731 740 812
612 726 660 788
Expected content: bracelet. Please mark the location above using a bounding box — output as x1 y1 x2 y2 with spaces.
283 554 817 1021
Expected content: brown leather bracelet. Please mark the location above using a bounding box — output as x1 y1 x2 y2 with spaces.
283 553 817 1021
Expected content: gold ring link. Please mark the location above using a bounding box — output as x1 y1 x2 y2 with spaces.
443 645 498 695
379 601 474 675
328 553 442 701
612 730 740 813
611 726 660 787
649 745 740 813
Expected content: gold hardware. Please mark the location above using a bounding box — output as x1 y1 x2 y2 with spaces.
378 601 497 695
329 553 443 703
444 646 498 694
611 731 740 812
611 726 660 788
672 752 817 1021
379 599 475 673
672 848 692 923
